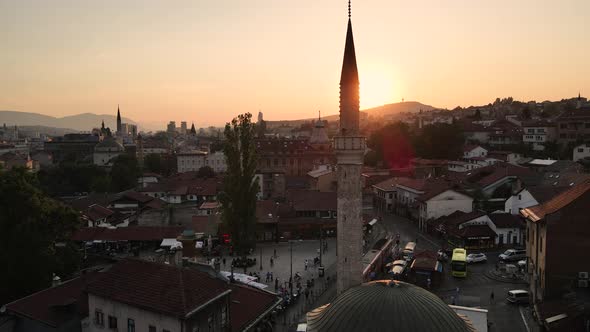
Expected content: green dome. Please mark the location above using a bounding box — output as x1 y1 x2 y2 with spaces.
306 280 472 332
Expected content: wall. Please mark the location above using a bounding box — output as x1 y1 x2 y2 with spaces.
86 294 181 332
422 191 473 223
573 145 590 162
504 190 538 215
494 226 522 245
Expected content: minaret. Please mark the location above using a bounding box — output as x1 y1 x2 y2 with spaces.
335 0 366 295
116 105 122 135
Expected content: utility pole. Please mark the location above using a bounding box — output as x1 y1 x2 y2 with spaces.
290 241 293 296
319 223 323 266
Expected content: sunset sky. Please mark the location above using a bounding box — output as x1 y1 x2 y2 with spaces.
1 0 589 129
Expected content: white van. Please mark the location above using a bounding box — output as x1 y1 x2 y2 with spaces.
507 289 529 304
402 242 416 260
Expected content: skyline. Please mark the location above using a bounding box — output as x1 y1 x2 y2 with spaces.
1 0 589 127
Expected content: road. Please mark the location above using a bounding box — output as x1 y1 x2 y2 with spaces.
379 212 533 332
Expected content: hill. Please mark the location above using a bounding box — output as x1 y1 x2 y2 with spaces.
0 111 137 132
267 101 437 126
363 101 436 117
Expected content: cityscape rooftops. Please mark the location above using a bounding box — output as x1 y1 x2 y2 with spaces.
86 259 231 319
521 180 590 222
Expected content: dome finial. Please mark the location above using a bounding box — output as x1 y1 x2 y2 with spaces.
348 0 351 19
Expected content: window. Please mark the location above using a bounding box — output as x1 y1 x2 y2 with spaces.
560 133 566 138
95 310 104 326
149 326 156 332
108 316 117 329
518 194 522 200
127 318 135 332
560 123 567 129
579 148 584 153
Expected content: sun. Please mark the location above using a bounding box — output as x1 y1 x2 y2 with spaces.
360 68 398 109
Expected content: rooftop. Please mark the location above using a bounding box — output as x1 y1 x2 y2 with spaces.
521 180 590 222
86 259 231 319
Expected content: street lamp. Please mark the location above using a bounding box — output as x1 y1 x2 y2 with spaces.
290 240 293 296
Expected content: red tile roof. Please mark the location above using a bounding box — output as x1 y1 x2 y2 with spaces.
488 213 524 229
462 144 482 153
457 224 497 239
87 259 231 318
396 178 428 191
71 226 183 242
373 177 410 191
229 284 280 332
5 272 101 327
85 204 114 221
521 180 590 222
191 215 220 234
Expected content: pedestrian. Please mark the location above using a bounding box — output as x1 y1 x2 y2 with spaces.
490 290 495 304
270 257 274 267
270 272 274 281
304 259 308 271
415 237 419 244
222 257 226 266
427 278 431 289
275 278 279 291
451 296 456 305
273 249 277 258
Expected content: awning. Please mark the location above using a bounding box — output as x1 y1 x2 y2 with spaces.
368 219 378 226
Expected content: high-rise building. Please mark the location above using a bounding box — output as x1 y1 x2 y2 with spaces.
167 121 176 134
180 121 188 135
335 1 366 295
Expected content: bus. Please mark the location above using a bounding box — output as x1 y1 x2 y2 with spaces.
451 248 467 277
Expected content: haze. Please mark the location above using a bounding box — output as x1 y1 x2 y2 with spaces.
1 0 589 127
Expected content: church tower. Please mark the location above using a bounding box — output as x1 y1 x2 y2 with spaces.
335 0 366 295
116 105 122 136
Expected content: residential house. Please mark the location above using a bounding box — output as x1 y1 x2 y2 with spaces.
431 211 497 249
488 212 525 246
463 145 488 159
555 108 590 145
504 186 567 215
447 160 483 173
522 121 556 151
487 151 523 165
177 151 208 173
276 190 337 239
372 177 408 214
3 272 101 332
521 181 590 330
93 138 125 167
573 144 590 162
417 186 473 232
307 165 336 192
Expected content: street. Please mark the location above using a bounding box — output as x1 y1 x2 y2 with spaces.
379 212 535 332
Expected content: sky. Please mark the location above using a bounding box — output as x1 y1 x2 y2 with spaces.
1 0 589 129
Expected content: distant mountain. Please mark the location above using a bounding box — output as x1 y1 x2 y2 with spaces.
363 101 436 116
0 111 137 132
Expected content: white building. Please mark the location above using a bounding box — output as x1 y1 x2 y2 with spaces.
447 160 483 173
93 138 125 167
488 212 525 245
573 144 590 162
417 188 473 232
522 121 556 151
463 145 488 159
206 151 227 173
177 151 207 173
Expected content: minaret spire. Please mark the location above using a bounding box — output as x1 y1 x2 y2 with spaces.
339 0 359 136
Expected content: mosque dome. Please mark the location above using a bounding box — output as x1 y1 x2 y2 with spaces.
306 280 473 332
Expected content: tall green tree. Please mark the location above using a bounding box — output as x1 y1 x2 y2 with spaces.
110 154 141 192
219 113 258 255
0 168 81 304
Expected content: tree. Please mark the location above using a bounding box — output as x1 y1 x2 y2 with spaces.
197 166 215 178
366 121 415 168
522 106 531 120
473 109 482 120
413 123 465 160
0 168 81 304
219 113 259 255
110 154 141 192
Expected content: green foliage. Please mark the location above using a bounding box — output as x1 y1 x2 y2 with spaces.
143 153 175 176
0 168 81 304
219 113 259 256
366 121 414 168
38 163 108 195
413 123 465 160
110 154 141 192
197 166 215 178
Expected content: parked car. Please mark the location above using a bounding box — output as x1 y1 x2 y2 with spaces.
466 253 487 264
499 249 526 262
507 289 530 304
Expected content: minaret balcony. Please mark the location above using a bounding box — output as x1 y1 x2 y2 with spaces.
333 135 366 151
